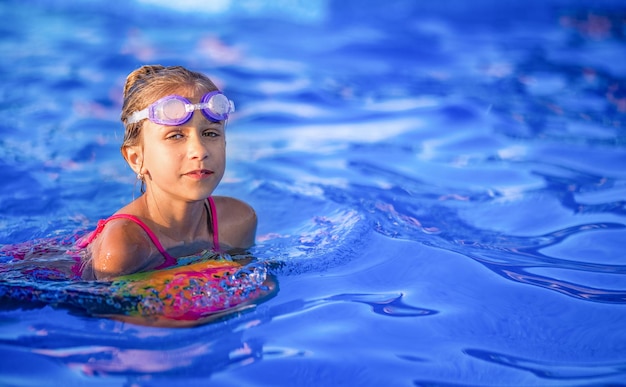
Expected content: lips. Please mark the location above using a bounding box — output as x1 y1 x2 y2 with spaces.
184 169 214 180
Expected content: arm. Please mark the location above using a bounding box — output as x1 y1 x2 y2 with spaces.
89 220 156 280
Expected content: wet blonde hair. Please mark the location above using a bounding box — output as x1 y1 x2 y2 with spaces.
120 65 219 149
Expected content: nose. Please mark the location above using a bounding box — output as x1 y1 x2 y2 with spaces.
187 130 209 160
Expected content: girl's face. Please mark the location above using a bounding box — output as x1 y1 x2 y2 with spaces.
136 88 226 202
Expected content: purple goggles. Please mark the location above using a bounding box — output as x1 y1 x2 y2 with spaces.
126 91 235 126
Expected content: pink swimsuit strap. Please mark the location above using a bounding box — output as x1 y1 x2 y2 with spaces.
207 196 220 251
77 198 220 270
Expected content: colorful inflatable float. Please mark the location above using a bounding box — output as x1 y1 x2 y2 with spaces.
0 236 276 327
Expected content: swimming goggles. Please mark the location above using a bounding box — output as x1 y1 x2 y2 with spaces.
126 91 235 125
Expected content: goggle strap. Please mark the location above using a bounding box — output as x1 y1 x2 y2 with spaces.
126 109 149 125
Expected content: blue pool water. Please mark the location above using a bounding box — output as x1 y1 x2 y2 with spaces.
1 0 626 385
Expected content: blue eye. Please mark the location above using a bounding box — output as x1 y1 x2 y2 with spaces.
203 130 220 137
167 132 185 140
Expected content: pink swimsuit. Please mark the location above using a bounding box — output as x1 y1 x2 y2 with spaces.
77 197 220 271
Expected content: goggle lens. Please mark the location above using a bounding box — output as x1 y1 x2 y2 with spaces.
158 98 188 122
201 91 234 122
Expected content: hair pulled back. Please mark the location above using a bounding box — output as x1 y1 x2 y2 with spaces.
120 65 219 149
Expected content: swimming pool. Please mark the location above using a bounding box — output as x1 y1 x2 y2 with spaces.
1 0 625 385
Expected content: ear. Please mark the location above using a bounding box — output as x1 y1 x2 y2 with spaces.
122 145 145 175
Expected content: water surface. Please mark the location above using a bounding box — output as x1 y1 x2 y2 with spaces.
1 0 625 385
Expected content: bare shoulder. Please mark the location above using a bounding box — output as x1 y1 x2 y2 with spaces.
212 196 258 250
213 196 257 221
89 218 155 280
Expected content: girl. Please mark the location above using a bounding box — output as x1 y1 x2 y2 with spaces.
77 65 256 280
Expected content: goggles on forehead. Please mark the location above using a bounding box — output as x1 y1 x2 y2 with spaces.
126 91 235 126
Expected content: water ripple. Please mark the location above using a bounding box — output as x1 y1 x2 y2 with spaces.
266 292 436 320
464 348 626 380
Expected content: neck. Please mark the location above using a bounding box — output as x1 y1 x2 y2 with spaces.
141 193 207 244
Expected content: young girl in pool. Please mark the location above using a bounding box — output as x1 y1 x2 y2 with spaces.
77 65 256 280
